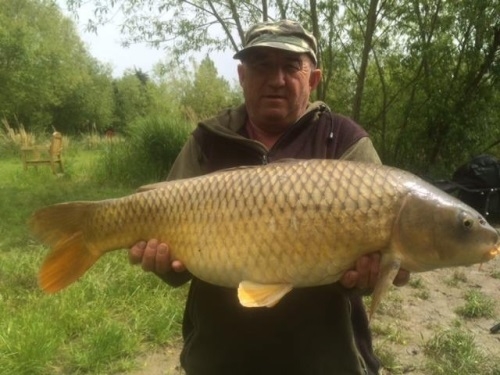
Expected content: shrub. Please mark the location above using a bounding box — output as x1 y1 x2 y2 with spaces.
93 113 192 187
1 118 35 156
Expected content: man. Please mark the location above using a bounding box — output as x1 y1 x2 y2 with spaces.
130 20 409 375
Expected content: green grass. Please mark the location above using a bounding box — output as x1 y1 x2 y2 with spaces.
455 289 495 319
374 345 403 374
0 148 187 374
445 270 468 287
424 326 500 375
2 137 499 374
408 276 425 289
371 323 407 345
408 276 430 300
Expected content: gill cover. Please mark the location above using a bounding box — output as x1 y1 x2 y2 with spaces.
394 189 498 272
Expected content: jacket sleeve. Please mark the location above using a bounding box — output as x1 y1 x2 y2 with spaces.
167 135 206 181
156 135 206 287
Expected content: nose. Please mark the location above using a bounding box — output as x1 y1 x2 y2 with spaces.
267 66 286 87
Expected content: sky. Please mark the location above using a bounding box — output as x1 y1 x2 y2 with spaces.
56 1 238 81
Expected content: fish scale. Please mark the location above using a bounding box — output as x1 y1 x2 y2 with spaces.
31 159 499 314
121 161 391 285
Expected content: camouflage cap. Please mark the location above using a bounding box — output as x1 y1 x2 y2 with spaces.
233 20 318 65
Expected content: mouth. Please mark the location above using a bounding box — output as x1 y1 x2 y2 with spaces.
263 95 286 100
488 243 500 259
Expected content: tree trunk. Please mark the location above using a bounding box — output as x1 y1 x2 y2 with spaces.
351 0 379 122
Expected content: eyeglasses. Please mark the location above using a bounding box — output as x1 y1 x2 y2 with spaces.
244 54 307 75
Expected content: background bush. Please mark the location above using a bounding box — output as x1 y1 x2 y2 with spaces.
93 113 193 187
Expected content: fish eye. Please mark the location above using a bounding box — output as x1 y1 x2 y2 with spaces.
463 218 474 229
458 211 476 230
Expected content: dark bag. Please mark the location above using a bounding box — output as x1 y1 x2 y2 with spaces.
451 154 500 222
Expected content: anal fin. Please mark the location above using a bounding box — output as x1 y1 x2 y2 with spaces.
238 281 293 308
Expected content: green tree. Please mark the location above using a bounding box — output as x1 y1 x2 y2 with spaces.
371 0 500 172
64 0 334 95
0 0 116 134
53 61 115 134
179 56 241 120
112 69 162 130
64 0 500 173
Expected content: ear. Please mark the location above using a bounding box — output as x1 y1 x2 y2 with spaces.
237 64 245 86
309 68 322 91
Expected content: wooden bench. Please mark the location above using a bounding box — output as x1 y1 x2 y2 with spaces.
21 131 64 174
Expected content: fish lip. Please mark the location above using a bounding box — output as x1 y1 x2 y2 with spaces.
487 244 500 259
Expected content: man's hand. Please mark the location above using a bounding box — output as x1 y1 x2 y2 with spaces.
339 252 410 290
129 239 186 276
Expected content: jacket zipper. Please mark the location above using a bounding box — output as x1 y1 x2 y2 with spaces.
268 107 319 153
253 107 318 166
261 153 269 165
199 103 326 167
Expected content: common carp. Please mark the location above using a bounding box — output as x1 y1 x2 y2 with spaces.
30 159 499 315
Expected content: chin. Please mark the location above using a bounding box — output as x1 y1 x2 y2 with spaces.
260 111 288 122
261 114 287 123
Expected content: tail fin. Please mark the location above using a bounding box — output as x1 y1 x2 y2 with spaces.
30 202 101 293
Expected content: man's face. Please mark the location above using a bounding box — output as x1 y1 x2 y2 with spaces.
237 48 322 133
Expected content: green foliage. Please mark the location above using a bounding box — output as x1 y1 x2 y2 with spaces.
53 62 116 135
0 0 113 133
333 0 500 174
93 112 193 187
112 69 155 131
152 55 242 122
3 0 499 175
64 0 500 174
0 118 32 157
179 56 242 119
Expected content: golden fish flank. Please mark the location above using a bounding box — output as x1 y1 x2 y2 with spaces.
30 159 499 315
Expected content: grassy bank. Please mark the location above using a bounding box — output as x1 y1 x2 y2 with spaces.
0 150 186 375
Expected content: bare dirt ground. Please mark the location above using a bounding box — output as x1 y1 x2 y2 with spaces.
125 344 183 375
125 230 500 375
372 254 500 374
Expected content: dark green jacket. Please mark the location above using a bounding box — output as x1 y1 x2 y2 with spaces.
163 102 381 375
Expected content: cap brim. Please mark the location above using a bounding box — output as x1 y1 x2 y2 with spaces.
233 42 312 60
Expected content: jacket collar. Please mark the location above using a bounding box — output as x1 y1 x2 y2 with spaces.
200 101 329 135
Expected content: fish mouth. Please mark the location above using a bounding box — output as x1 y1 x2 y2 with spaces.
487 244 500 259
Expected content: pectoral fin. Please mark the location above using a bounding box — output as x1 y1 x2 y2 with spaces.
369 254 401 320
238 281 293 308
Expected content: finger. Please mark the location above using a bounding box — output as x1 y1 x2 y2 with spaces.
141 239 159 272
355 255 372 289
172 260 187 273
339 270 358 289
129 241 147 265
154 243 172 275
